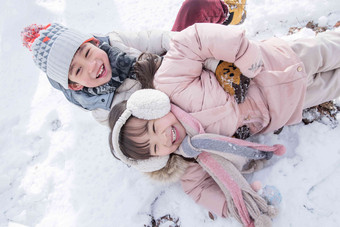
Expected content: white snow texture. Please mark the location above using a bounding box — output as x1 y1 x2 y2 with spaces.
1 0 340 226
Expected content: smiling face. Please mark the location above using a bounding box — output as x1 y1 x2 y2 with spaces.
68 42 112 90
127 112 186 157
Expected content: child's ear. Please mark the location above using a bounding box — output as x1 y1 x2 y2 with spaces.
68 83 84 91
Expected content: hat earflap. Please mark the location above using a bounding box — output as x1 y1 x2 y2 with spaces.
112 89 171 172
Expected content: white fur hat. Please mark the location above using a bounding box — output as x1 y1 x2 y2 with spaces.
111 89 171 172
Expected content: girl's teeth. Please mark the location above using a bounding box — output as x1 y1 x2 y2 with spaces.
172 127 176 143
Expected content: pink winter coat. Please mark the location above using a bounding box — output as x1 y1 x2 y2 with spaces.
154 23 307 136
153 24 308 217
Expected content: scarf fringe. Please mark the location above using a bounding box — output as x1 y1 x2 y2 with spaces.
198 152 277 227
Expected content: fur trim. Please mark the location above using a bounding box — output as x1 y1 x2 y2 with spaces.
144 155 190 183
128 89 171 120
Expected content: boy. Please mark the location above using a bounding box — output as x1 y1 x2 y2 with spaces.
21 23 173 125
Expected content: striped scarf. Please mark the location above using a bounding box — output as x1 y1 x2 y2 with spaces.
83 41 136 95
172 104 284 227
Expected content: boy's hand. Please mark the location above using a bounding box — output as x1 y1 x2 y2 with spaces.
215 61 250 103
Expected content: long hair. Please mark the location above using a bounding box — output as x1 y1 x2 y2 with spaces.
133 53 160 89
108 101 152 160
108 53 161 160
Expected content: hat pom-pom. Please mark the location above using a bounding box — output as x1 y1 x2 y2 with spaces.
254 214 272 227
21 24 50 51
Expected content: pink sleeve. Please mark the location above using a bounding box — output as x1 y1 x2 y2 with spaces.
180 162 228 217
170 23 263 78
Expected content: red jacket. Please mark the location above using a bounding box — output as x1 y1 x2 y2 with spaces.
172 0 228 32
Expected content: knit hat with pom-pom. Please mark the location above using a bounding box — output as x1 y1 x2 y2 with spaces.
21 23 93 89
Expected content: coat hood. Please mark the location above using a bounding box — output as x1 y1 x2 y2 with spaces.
144 155 190 183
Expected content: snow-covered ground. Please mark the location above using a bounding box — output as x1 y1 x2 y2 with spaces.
1 0 340 226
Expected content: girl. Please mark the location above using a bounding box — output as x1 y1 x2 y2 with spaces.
109 89 284 227
109 23 340 226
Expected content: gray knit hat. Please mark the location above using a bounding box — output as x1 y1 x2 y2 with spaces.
22 23 93 89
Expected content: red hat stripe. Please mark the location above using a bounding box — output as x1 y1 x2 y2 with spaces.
43 37 50 43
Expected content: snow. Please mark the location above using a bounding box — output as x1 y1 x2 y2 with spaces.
1 0 340 226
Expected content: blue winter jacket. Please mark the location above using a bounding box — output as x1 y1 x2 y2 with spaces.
48 77 114 111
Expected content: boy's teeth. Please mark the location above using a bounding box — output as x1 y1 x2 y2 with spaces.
96 65 104 78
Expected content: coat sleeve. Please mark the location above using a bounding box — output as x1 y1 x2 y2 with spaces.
170 23 263 78
106 30 174 57
181 162 229 217
106 29 219 73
